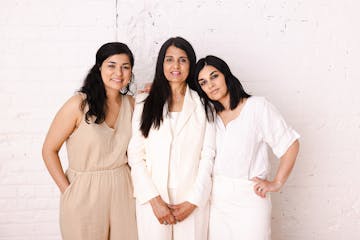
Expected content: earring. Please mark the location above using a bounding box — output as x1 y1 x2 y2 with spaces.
120 73 135 95
127 73 137 96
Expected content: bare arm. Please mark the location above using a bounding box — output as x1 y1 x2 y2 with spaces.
253 140 300 198
42 95 82 193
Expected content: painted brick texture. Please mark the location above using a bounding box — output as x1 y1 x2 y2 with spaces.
1 0 359 239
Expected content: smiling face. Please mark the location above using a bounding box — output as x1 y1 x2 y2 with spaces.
198 65 229 103
163 45 190 84
100 54 132 92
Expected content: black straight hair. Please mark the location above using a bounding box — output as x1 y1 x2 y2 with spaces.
79 42 134 124
193 55 251 119
140 37 196 138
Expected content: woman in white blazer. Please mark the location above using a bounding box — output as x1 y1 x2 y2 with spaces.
192 55 300 240
128 37 216 240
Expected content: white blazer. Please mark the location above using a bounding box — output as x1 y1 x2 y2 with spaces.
128 86 216 207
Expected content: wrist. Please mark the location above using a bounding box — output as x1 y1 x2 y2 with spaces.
273 179 285 188
59 183 69 193
149 195 161 205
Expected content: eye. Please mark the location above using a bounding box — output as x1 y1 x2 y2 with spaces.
165 58 173 63
199 80 207 86
122 65 131 70
108 64 115 68
210 74 218 80
179 58 188 63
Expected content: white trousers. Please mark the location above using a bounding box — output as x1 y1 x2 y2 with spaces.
136 189 209 240
209 176 272 240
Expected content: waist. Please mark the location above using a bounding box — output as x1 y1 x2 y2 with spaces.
67 165 129 175
211 175 271 203
213 175 253 187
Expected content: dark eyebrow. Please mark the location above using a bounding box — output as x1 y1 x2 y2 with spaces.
209 71 218 76
165 56 188 59
198 70 218 82
107 61 130 65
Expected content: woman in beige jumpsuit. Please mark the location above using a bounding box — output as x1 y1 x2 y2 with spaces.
42 42 138 239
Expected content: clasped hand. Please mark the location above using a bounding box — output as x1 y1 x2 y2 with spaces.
150 196 196 225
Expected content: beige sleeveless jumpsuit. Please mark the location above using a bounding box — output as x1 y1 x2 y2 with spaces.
60 95 138 240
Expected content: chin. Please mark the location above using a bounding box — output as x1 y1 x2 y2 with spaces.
209 96 219 101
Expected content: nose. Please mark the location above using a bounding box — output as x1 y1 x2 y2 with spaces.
115 66 123 76
174 60 180 69
208 80 215 89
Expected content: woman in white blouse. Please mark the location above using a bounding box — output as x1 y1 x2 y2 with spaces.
193 55 300 240
128 37 215 240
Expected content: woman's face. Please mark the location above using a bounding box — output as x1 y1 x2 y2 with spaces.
163 45 190 84
100 54 132 92
198 65 228 102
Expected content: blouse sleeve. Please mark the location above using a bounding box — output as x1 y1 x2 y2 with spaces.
128 94 159 204
260 98 300 158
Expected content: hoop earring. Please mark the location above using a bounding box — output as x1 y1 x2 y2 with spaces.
120 73 136 96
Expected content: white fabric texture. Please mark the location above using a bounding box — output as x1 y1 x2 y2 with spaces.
209 176 271 240
210 96 300 240
128 87 216 240
168 112 181 188
213 96 300 180
135 188 209 240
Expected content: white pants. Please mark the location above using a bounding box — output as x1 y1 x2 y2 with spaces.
209 176 272 240
136 189 209 240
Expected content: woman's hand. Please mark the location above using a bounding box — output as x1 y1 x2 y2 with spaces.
252 177 283 198
169 201 196 222
252 140 300 198
60 184 70 194
149 196 176 225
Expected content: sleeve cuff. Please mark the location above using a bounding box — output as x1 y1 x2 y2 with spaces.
272 128 300 158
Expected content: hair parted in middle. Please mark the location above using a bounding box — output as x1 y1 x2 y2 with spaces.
140 36 197 138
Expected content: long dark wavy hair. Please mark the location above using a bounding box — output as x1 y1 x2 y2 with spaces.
193 55 251 119
79 42 134 124
140 37 196 138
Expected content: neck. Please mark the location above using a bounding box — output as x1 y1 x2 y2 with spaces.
219 93 231 111
169 82 187 100
106 89 122 104
169 82 187 95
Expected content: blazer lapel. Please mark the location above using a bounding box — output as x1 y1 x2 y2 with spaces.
174 86 196 136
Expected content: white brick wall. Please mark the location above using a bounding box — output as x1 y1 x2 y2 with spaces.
1 0 359 239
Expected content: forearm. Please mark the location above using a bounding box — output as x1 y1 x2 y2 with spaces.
273 140 300 185
42 149 69 193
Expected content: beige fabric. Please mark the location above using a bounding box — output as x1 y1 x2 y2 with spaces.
60 95 137 240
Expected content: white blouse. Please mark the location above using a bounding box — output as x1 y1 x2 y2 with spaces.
213 96 300 180
168 111 181 188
